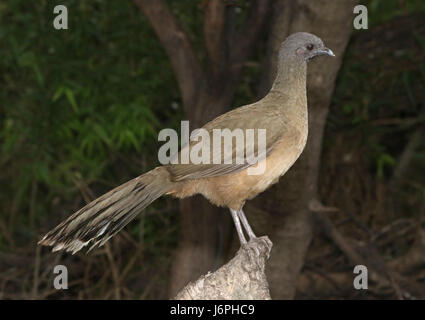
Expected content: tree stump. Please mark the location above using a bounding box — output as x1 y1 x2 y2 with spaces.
175 236 273 300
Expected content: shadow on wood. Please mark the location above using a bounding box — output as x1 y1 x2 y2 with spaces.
175 237 273 300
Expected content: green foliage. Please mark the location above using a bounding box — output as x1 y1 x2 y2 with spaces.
362 0 425 27
0 0 180 238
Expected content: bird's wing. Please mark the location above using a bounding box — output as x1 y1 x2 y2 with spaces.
166 103 288 181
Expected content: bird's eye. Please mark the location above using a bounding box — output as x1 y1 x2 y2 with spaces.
306 44 314 51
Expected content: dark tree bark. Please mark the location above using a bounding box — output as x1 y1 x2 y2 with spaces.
133 0 202 111
251 0 358 299
133 0 272 297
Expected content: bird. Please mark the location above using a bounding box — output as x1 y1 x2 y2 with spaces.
38 32 335 254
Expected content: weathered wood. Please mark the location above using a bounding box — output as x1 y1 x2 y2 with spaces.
175 237 272 300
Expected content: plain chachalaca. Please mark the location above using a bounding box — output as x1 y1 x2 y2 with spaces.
39 32 335 253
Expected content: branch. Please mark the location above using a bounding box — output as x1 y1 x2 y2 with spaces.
203 0 227 77
175 237 272 299
312 211 405 299
133 0 203 109
230 0 271 67
389 126 424 190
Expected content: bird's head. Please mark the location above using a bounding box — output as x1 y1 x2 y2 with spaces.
280 32 335 62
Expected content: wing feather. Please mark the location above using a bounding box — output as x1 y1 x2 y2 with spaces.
167 102 287 181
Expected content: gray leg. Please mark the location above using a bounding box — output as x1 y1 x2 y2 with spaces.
230 209 247 245
238 208 256 240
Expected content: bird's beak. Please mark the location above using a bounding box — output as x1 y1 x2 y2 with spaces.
317 47 335 57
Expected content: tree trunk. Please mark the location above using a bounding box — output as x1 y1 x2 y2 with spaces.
250 0 358 299
154 0 272 297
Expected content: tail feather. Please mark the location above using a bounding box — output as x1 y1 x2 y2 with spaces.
38 167 172 254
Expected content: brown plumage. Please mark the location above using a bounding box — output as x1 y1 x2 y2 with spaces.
39 32 334 253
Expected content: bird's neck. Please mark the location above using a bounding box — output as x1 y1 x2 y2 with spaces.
270 57 307 104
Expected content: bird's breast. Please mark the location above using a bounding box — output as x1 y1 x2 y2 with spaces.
251 127 307 194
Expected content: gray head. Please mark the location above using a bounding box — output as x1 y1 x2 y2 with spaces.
279 32 335 62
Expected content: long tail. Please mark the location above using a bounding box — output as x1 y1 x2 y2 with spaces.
38 167 173 254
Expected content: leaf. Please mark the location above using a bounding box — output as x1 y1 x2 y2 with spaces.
377 153 395 178
34 162 50 184
93 123 112 147
125 130 140 151
81 134 96 156
343 103 354 114
17 51 44 86
52 86 64 102
64 87 79 113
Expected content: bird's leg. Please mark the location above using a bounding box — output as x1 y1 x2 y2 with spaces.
237 208 256 240
230 209 247 245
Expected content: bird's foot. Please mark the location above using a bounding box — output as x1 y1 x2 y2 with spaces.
241 236 273 266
